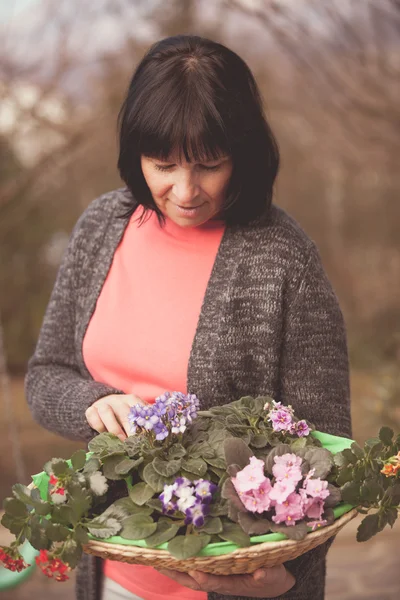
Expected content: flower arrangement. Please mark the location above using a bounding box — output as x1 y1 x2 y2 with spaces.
1 393 399 581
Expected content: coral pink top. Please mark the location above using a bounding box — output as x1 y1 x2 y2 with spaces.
83 208 225 600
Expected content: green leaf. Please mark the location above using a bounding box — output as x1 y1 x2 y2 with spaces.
87 516 122 538
250 434 268 448
152 457 182 478
351 443 364 460
324 484 342 508
51 459 70 477
102 455 128 480
46 524 70 542
71 449 87 471
341 481 361 506
66 482 92 525
88 432 126 457
303 448 334 479
112 497 153 517
386 507 398 528
270 521 308 541
360 480 383 504
290 437 308 450
129 483 155 506
168 444 187 460
61 538 82 569
12 483 33 505
1 512 27 535
144 520 180 548
75 525 90 544
145 498 164 513
237 512 271 535
219 522 251 547
265 445 292 474
52 505 74 526
197 517 223 535
205 457 226 470
167 535 204 559
379 427 394 446
121 515 157 540
181 458 207 477
83 457 101 474
224 437 253 470
336 465 354 486
30 521 50 550
115 458 142 476
385 483 400 505
357 513 381 542
3 497 28 518
333 452 349 468
143 462 173 493
221 479 246 511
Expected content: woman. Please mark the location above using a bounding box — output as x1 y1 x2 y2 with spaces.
26 35 351 600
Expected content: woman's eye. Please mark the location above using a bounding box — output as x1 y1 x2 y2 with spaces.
199 164 221 171
154 164 175 172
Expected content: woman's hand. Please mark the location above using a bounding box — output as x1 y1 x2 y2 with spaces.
155 564 295 598
85 393 145 440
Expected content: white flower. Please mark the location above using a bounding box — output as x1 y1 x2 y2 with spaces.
51 490 67 504
177 493 196 512
89 471 108 496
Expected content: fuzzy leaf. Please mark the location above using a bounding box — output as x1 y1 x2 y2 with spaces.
168 444 187 460
238 512 272 535
144 520 180 547
51 459 70 477
303 448 334 479
83 457 101 475
115 458 142 476
324 484 342 508
250 434 268 448
356 513 381 542
224 438 253 470
87 516 122 538
88 432 126 458
102 455 128 480
290 437 308 450
205 457 226 470
270 521 308 541
121 514 157 540
167 535 204 559
221 479 246 511
219 522 251 547
227 464 241 477
198 517 223 535
143 462 174 492
112 497 153 516
71 449 87 471
152 457 182 478
181 458 207 477
129 482 155 506
379 426 394 446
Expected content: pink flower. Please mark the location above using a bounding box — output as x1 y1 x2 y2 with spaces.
295 420 310 437
272 492 305 526
232 456 266 493
303 477 330 499
269 409 293 432
239 478 273 513
307 519 328 531
272 454 303 483
269 479 296 503
303 496 325 520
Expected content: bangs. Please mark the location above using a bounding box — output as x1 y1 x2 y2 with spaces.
132 82 231 163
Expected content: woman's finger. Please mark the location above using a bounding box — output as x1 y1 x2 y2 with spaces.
117 402 133 437
85 405 106 433
96 403 127 440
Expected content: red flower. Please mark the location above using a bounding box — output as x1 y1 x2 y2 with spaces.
35 549 70 582
0 547 30 572
49 475 59 486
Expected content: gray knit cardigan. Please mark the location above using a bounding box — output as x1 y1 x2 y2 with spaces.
25 188 352 600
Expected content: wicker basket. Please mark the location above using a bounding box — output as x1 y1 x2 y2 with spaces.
83 508 357 575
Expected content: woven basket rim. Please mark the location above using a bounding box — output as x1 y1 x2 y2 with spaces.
85 507 358 560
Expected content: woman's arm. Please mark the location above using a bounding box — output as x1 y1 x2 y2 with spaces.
25 202 123 443
277 242 352 596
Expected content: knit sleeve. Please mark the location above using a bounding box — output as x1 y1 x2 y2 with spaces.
276 242 352 596
25 201 123 443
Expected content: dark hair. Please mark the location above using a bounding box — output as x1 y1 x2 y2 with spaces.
117 35 280 225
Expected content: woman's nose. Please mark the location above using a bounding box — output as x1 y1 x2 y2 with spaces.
172 173 199 205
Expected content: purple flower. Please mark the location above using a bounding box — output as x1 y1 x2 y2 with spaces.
185 499 210 527
295 420 310 437
194 479 217 503
159 483 179 514
269 409 293 432
153 421 169 441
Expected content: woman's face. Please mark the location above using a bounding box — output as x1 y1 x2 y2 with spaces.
140 153 233 227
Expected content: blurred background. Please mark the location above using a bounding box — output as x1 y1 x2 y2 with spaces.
0 0 399 598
